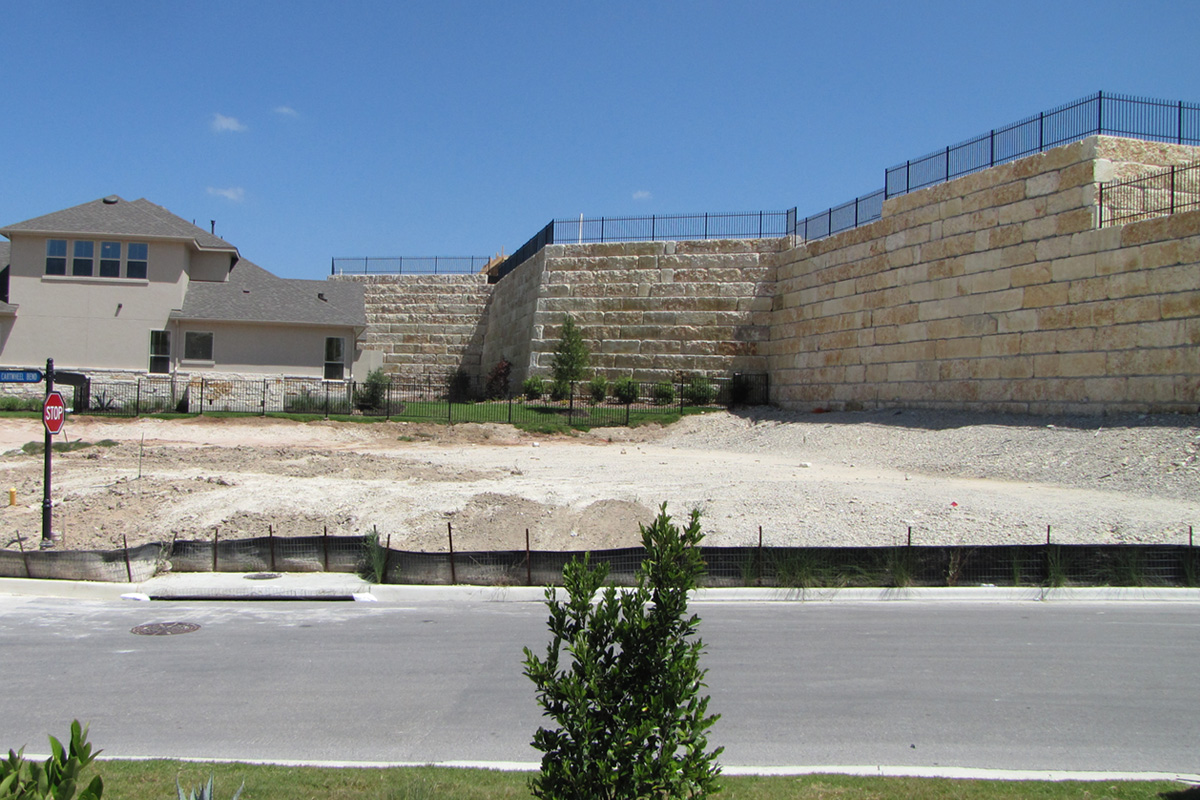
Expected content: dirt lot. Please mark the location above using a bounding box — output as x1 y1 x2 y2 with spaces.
1 408 1197 554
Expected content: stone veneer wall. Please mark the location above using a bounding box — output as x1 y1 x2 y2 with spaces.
337 273 493 378
492 239 779 386
768 135 1200 414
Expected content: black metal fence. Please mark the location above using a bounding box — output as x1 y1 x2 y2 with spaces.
1098 159 1200 227
70 372 770 426
330 256 491 276
884 91 1200 199
490 212 791 284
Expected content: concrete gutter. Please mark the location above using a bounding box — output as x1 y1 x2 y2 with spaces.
2 574 1200 603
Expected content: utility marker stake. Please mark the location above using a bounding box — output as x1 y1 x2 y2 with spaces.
16 533 30 578
447 521 457 584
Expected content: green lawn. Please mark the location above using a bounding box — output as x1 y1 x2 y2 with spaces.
90 761 1194 800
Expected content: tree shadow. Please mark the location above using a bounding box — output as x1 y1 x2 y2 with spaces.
1159 787 1200 799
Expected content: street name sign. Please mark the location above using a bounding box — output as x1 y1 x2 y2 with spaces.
0 369 43 383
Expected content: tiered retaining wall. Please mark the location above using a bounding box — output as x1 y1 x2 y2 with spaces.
337 135 1198 414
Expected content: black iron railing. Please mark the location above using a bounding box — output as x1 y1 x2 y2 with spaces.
331 256 490 276
884 92 1200 199
1099 159 1200 227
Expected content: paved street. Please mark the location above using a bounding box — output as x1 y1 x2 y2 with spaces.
0 596 1196 773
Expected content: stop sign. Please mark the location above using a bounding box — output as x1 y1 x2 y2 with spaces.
43 391 66 435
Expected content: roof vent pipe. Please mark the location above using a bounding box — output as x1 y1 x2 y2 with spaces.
210 220 216 235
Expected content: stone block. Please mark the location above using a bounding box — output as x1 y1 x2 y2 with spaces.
1112 296 1162 325
1021 215 1058 242
1050 255 1096 282
1035 236 1072 262
1023 283 1069 308
1025 172 1060 197
1161 291 1200 319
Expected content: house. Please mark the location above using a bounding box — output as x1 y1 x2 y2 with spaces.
0 196 370 381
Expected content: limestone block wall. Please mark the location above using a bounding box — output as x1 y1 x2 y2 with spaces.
337 273 493 378
769 135 1200 415
479 247 548 385
514 239 780 384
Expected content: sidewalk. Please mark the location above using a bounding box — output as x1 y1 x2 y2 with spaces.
2 573 1200 603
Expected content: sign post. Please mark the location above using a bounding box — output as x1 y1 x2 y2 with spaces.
42 358 63 545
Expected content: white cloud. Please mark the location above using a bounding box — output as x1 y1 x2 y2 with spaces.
207 186 245 202
211 113 247 133
632 190 652 201
274 105 299 117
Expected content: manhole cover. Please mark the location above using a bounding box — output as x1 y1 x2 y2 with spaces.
244 572 283 581
131 622 201 636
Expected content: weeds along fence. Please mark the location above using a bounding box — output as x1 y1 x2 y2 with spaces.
3 533 1198 587
68 372 770 426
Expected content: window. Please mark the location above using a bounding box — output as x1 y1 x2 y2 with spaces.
127 242 148 279
324 337 345 380
184 331 213 361
149 330 171 374
72 241 94 276
46 240 67 275
100 242 122 277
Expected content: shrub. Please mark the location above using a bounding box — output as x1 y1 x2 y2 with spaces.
522 375 545 401
548 380 571 402
652 381 676 406
588 375 607 404
0 719 104 799
447 370 472 402
612 377 639 405
682 376 717 406
361 526 389 584
484 358 512 400
728 373 752 406
353 368 389 411
177 775 245 800
524 505 722 800
550 314 589 385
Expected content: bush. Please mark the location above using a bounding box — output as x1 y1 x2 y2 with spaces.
447 370 472 402
0 719 104 799
588 375 607 404
522 375 545 401
524 505 722 800
652 381 676 406
682 376 717 406
0 395 40 412
484 358 512 400
612 377 639 405
550 314 590 385
728 373 752 406
353 368 389 411
548 380 571 402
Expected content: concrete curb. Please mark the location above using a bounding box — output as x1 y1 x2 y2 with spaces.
3 575 1200 603
83 755 1200 783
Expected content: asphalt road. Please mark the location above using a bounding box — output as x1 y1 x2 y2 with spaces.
0 596 1195 773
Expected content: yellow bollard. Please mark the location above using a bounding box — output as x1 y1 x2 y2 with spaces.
8 487 15 507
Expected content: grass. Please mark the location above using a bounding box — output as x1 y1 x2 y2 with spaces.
19 438 119 454
88 762 1195 800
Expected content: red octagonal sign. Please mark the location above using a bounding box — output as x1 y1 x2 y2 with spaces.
43 391 66 435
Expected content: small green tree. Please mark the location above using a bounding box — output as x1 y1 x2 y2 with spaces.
550 314 590 386
523 505 722 800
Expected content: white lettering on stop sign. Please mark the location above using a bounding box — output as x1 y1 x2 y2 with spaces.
43 392 66 435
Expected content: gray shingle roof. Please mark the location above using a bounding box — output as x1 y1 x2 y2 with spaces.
0 196 237 253
172 260 366 328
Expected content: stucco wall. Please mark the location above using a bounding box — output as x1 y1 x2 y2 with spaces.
2 236 189 371
768 135 1200 414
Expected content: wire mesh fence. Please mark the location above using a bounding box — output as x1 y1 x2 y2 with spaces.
68 372 771 426
1099 159 1200 227
4 535 1197 588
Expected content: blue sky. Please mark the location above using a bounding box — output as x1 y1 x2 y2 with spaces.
2 1 1198 281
